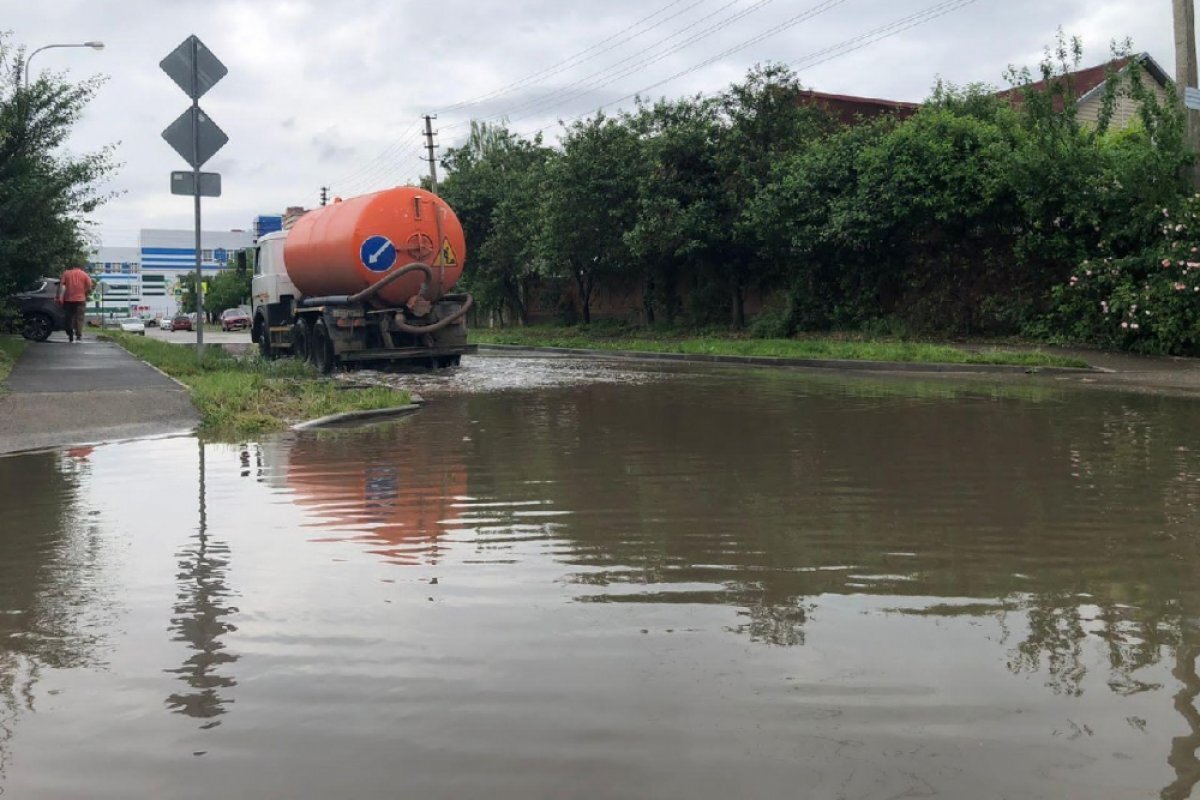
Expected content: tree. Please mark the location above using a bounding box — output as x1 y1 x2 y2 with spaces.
0 35 117 300
717 64 834 328
624 95 724 325
440 121 553 324
205 268 251 315
540 114 643 324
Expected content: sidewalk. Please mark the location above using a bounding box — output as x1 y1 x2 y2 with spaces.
0 336 199 454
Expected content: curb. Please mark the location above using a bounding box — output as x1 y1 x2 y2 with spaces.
292 403 421 430
473 344 1098 376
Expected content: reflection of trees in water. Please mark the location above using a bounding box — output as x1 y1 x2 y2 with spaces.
460 384 1200 796
0 451 110 781
164 441 238 727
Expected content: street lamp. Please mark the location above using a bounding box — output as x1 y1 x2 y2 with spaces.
24 41 105 86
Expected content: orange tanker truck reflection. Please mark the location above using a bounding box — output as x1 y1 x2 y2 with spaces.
261 427 467 566
250 186 473 372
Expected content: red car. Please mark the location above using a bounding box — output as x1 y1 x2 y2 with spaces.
168 313 193 332
220 307 251 332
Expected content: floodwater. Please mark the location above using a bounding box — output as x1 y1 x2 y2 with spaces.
3 354 1200 799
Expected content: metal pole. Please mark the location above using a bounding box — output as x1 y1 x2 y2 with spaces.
424 114 439 195
1175 0 1200 190
191 37 204 355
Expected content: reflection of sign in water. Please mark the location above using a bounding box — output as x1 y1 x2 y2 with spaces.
364 467 399 503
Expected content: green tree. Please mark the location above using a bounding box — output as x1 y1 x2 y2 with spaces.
540 113 643 324
624 95 724 325
0 35 117 299
205 268 250 315
440 121 553 324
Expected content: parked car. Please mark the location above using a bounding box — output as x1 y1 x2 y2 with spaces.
118 317 146 335
169 313 193 332
220 306 251 332
9 278 68 342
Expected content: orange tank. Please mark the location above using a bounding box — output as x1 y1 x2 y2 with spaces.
282 186 467 308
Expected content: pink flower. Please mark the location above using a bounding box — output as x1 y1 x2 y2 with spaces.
1175 282 1187 291
1163 259 1173 267
1121 322 1130 329
1131 323 1140 330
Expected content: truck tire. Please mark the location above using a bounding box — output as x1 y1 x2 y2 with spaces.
256 317 273 359
292 321 310 363
312 319 337 374
22 313 53 342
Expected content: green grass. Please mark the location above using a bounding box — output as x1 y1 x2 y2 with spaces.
470 327 1090 369
106 333 410 437
0 335 29 388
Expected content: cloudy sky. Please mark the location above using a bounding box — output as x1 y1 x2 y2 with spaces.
5 0 1180 247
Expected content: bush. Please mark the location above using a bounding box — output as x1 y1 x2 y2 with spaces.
1043 195 1200 354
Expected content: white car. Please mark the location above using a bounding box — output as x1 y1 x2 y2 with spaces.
117 317 146 335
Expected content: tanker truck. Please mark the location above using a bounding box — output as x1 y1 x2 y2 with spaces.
250 186 474 372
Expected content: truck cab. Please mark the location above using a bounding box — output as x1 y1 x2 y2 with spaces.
250 230 297 353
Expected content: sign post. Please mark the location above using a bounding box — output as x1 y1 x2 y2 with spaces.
160 35 228 356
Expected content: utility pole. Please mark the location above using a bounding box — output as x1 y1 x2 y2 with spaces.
1175 0 1200 189
423 114 439 195
319 185 329 206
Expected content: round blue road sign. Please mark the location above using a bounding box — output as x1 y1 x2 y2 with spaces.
360 235 396 272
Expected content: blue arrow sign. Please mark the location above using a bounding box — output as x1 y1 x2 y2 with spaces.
213 247 227 263
360 235 396 272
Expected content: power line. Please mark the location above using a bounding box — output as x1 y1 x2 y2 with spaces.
336 129 426 195
329 122 422 188
458 0 777 130
520 0 979 138
437 0 709 113
332 1 711 194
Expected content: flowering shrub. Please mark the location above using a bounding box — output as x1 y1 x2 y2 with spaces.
1044 195 1200 354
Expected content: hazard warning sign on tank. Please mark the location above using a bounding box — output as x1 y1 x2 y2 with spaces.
435 238 458 266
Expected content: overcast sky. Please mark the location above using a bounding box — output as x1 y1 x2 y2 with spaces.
5 0 1181 247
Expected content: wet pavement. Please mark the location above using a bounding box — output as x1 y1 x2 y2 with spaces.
2 354 1200 798
0 340 198 454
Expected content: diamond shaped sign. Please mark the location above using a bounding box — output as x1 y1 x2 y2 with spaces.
162 107 228 168
160 35 227 100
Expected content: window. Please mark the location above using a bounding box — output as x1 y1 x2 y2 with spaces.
253 247 262 275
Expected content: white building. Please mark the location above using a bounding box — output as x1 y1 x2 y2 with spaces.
139 228 255 318
86 246 141 317
90 228 257 319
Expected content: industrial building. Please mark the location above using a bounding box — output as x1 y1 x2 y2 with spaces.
86 215 282 319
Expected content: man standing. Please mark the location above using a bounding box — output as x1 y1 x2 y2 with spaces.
57 264 93 343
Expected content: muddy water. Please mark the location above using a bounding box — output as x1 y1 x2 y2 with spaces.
3 355 1200 799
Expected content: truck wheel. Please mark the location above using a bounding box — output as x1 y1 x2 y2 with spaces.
312 319 337 374
292 321 310 362
256 318 274 359
22 313 53 342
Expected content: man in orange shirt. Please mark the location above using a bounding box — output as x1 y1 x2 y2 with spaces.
57 265 94 342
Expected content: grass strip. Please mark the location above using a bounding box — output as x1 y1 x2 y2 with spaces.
0 335 29 388
106 333 410 437
470 327 1089 369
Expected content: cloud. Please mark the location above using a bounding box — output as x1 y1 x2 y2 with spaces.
6 0 1181 246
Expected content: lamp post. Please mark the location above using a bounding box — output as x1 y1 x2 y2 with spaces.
24 41 105 86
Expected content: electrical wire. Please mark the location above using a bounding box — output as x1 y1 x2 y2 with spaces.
518 0 979 138
437 0 709 113
454 0 777 130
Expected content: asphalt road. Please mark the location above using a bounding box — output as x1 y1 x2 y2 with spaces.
146 324 252 345
0 337 199 454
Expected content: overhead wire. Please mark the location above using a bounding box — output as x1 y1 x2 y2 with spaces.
517 0 980 138
436 0 709 113
333 0 710 190
450 0 778 130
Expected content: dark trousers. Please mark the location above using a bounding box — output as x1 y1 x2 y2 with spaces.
63 301 85 339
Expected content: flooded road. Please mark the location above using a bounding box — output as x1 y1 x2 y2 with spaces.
3 354 1200 798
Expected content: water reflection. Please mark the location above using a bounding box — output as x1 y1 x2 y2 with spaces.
164 440 237 726
0 449 109 778
7 361 1200 798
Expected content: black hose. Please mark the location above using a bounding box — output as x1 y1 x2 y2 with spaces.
392 293 474 334
299 262 434 308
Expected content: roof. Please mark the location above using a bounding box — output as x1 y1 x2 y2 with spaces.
796 90 921 125
995 53 1171 111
